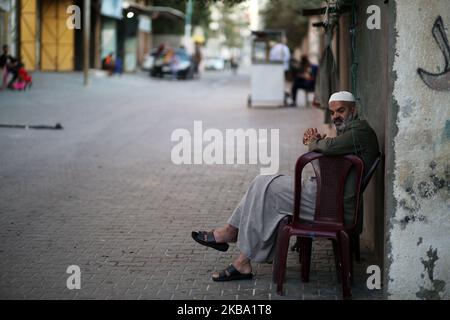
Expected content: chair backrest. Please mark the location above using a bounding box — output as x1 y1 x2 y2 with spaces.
292 152 364 229
361 152 382 193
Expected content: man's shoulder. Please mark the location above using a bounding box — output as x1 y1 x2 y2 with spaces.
349 118 372 130
349 118 379 145
347 118 378 138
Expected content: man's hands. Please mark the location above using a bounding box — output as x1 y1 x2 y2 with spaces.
303 128 326 146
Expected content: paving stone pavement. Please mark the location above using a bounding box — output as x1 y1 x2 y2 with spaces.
0 71 383 300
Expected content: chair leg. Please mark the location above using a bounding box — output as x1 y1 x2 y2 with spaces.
339 231 352 299
275 229 291 295
298 236 302 264
353 234 361 262
272 217 291 284
300 237 312 283
272 234 284 284
272 244 279 284
350 250 354 285
332 240 341 284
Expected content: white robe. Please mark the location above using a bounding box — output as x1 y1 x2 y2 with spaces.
227 174 317 263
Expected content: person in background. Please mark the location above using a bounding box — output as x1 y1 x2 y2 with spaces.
163 48 178 80
230 54 239 75
0 45 14 90
151 44 166 78
269 37 291 79
114 57 123 75
16 62 33 90
102 53 115 76
193 41 202 77
6 57 20 89
290 55 318 107
155 43 166 58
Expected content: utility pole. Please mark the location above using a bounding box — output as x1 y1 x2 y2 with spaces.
83 0 91 86
183 0 193 51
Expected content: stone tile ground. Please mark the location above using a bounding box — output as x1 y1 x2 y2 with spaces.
0 71 383 300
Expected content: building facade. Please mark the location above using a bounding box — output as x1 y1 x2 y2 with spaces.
4 0 180 72
330 0 449 299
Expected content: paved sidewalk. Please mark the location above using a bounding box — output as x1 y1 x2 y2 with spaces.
0 71 383 300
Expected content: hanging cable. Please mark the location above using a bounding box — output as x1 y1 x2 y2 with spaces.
348 0 364 159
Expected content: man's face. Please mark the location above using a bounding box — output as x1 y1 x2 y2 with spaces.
329 101 355 131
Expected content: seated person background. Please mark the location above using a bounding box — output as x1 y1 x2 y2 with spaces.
1 44 14 90
102 53 115 76
290 55 318 106
192 91 379 281
5 59 32 90
16 62 33 90
6 57 20 89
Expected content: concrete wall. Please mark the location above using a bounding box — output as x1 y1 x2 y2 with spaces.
354 0 389 259
386 0 450 299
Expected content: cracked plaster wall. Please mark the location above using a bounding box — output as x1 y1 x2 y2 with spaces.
387 0 450 300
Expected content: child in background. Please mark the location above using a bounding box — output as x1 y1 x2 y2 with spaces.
17 62 33 89
0 45 13 90
8 61 32 91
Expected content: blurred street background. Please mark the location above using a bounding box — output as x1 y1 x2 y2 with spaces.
0 69 381 300
0 0 381 300
2 0 449 300
0 0 390 301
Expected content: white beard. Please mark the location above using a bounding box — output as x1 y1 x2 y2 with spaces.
335 114 354 135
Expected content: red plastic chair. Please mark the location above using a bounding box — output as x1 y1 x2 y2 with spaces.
273 151 364 299
284 152 381 260
352 151 381 261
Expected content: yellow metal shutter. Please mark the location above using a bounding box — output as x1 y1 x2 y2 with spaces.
20 0 37 71
56 0 74 71
41 0 74 71
41 0 57 70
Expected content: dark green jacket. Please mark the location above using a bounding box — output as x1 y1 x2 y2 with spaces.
308 116 380 231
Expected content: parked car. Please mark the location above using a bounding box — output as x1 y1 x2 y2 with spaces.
150 48 194 80
204 56 225 71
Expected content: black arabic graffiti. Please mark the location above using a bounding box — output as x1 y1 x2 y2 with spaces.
417 16 450 91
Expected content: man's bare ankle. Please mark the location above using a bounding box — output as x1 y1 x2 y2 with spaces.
233 260 252 274
213 227 238 243
213 229 224 243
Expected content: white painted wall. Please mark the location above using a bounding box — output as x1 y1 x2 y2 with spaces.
388 0 450 299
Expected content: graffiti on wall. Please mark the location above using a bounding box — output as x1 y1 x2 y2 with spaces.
417 16 450 91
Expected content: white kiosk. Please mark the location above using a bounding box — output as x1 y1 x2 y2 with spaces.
247 30 288 108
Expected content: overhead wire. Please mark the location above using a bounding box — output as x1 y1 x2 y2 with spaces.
349 0 365 161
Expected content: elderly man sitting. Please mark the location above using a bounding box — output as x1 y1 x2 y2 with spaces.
192 91 380 281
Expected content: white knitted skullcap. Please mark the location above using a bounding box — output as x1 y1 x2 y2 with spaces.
329 91 356 103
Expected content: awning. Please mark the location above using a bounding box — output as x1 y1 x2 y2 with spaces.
101 0 124 19
124 1 185 21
